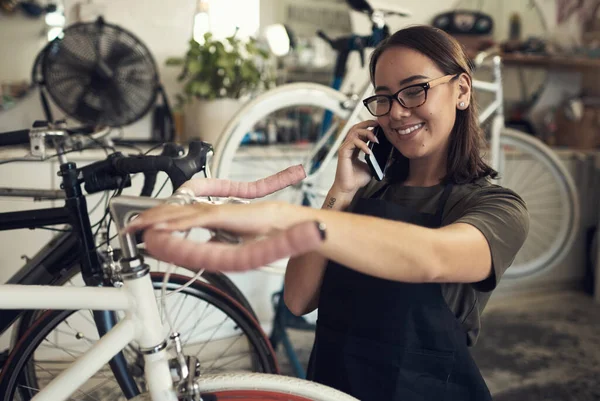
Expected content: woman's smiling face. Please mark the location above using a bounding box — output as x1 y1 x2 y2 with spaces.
373 46 463 163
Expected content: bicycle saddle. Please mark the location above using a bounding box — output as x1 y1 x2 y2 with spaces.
346 0 411 17
347 0 372 14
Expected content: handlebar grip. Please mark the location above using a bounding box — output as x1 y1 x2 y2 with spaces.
113 155 172 176
143 220 326 273
82 141 210 196
80 153 132 194
0 129 30 147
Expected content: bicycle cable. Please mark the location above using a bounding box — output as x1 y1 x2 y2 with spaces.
158 230 209 337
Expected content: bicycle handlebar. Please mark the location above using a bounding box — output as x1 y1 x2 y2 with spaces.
472 46 502 69
82 141 212 196
112 141 210 190
0 123 101 148
144 220 325 272
138 165 327 272
316 23 388 74
0 129 31 147
0 124 208 200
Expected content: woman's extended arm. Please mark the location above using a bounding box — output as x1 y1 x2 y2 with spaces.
278 201 493 287
283 187 355 316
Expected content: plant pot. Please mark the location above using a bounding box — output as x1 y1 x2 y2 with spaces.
182 98 243 147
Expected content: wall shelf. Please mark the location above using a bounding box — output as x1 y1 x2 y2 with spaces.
501 53 600 70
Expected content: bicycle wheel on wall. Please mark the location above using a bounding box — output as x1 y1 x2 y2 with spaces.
495 128 579 277
0 273 278 401
212 83 369 211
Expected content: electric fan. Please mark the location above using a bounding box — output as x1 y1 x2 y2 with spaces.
34 16 173 137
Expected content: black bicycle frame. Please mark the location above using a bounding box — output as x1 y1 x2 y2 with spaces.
0 161 140 398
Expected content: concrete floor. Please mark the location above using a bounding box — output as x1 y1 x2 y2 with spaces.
275 290 600 400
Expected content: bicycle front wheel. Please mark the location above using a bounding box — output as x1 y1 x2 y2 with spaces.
129 373 358 401
195 372 358 400
495 128 579 277
0 273 278 401
212 83 367 210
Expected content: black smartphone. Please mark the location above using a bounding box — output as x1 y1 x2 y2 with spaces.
365 126 394 181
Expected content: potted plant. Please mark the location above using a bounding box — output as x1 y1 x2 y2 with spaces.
167 31 274 146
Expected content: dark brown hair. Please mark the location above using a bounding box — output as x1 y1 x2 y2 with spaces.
369 25 497 184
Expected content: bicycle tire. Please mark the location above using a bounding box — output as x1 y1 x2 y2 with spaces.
214 84 579 277
128 373 358 401
16 252 258 340
0 272 278 401
196 372 358 400
495 128 579 277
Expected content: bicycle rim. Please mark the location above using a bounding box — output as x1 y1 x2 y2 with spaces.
195 372 358 400
129 372 358 401
495 128 579 277
0 273 277 401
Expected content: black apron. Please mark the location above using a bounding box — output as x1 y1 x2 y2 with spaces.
307 184 492 401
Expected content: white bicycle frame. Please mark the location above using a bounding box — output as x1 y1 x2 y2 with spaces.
0 196 178 401
299 55 504 208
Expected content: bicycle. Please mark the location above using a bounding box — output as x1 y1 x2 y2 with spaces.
207 0 580 378
0 132 358 400
0 123 279 399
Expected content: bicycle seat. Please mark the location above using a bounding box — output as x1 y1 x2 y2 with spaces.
347 0 411 17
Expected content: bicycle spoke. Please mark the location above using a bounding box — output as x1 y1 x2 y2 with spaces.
31 362 105 401
182 301 216 347
202 332 246 372
171 293 191 328
193 314 232 358
202 350 257 373
179 299 209 347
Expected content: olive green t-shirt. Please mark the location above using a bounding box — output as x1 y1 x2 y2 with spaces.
348 177 529 346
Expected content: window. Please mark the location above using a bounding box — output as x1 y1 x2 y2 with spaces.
194 0 260 42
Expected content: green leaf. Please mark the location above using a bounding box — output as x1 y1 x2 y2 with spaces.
165 57 184 66
165 31 275 100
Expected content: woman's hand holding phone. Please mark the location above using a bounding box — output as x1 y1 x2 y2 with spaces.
331 120 380 196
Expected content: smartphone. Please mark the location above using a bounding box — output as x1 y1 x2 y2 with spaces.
365 126 394 181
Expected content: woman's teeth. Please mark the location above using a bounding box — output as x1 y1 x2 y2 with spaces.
395 123 424 135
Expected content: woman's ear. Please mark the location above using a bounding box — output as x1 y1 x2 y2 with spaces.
456 73 472 110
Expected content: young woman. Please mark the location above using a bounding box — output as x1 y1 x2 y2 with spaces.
127 25 529 401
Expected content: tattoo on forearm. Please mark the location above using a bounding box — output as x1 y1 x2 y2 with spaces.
326 197 336 209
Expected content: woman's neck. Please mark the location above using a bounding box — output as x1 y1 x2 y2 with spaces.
404 152 447 187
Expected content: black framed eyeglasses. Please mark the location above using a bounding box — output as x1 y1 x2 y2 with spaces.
363 74 459 117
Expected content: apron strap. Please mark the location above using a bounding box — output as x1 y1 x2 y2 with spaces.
434 184 453 223
367 181 389 200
